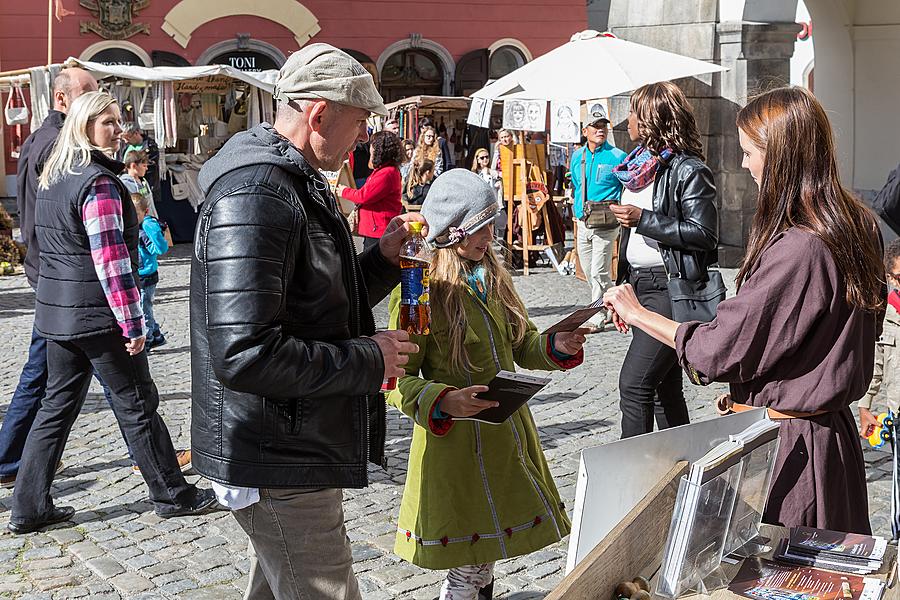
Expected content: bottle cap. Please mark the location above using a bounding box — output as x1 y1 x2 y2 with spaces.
409 221 424 234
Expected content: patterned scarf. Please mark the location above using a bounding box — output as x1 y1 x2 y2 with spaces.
612 145 674 192
465 264 488 304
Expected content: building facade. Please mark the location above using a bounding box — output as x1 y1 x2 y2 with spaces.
0 0 587 190
595 0 899 261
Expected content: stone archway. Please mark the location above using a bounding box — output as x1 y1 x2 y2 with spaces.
162 0 320 49
376 37 455 97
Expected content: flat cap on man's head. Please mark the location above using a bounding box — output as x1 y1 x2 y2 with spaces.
274 43 387 116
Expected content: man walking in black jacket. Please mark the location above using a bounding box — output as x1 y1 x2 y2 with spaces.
0 68 97 488
192 44 423 599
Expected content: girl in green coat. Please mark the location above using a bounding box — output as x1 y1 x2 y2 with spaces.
387 169 588 599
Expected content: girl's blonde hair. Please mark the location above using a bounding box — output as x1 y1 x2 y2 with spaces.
431 244 528 375
470 148 490 172
39 91 119 190
415 126 440 162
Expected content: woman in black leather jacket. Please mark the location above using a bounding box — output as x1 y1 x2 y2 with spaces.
608 81 718 438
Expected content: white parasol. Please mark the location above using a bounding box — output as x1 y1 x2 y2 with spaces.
471 30 726 106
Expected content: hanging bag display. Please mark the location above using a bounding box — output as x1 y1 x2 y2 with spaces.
580 149 619 230
4 84 30 126
137 87 156 130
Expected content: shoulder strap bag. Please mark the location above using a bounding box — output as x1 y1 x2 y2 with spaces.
581 149 619 230
4 84 29 126
659 156 726 323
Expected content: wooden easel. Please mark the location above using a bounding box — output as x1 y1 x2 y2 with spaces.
501 141 555 275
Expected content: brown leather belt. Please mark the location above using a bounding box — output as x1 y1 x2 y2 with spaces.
715 395 829 420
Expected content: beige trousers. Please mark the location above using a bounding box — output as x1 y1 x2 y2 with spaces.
576 220 620 324
233 488 361 600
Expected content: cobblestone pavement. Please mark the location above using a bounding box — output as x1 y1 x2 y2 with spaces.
0 244 892 599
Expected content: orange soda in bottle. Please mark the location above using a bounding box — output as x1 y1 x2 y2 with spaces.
398 221 431 335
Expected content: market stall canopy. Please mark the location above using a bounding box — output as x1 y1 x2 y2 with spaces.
384 95 472 112
63 58 278 93
471 30 727 102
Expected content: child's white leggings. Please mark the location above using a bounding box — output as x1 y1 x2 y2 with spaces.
439 562 495 599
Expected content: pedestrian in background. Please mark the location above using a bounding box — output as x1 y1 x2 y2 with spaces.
1 67 108 490
470 148 501 201
858 238 900 538
131 192 169 349
609 82 718 438
118 122 160 201
418 115 453 173
471 147 505 241
570 104 626 333
387 170 587 600
337 130 404 250
119 149 157 216
9 91 215 534
605 86 885 534
400 138 416 181
384 117 400 135
411 125 443 179
404 159 435 207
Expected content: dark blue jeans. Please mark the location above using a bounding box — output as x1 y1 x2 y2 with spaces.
11 333 196 522
0 326 131 476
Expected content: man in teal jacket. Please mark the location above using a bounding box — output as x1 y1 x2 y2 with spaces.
569 103 626 332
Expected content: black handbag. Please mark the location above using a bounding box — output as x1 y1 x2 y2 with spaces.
663 255 726 322
660 156 725 323
580 149 619 230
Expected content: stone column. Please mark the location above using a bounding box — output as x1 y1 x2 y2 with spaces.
607 0 800 266
714 21 801 266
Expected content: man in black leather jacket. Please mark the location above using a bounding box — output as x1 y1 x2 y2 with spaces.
192 44 422 599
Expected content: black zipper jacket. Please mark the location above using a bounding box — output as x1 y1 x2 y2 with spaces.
617 153 719 284
190 124 399 488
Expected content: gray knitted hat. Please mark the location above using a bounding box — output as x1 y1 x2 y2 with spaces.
421 170 499 248
274 43 387 116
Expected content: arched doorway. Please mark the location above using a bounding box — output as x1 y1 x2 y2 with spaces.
489 45 527 79
380 48 444 103
488 39 532 79
80 41 152 67
197 38 285 71
343 49 378 88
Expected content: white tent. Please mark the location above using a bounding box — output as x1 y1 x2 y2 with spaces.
471 30 726 105
64 58 278 93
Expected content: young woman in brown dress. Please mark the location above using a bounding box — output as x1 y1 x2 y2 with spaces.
604 86 885 534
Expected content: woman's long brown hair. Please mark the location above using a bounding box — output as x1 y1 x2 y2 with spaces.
735 87 884 311
630 81 704 159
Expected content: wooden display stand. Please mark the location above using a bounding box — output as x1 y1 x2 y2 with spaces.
501 142 555 275
548 462 898 600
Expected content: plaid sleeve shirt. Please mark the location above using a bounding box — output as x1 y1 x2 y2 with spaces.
81 176 146 339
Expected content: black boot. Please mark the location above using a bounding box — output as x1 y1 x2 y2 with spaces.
478 578 494 600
